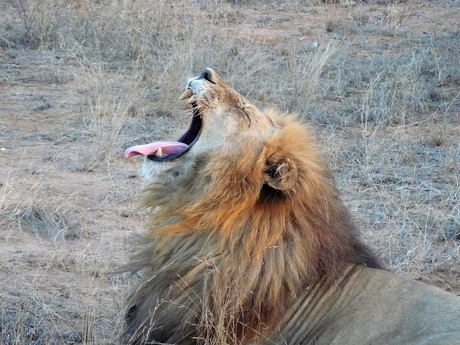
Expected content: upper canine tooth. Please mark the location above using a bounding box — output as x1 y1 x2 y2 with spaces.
155 147 164 157
187 96 196 104
179 89 193 100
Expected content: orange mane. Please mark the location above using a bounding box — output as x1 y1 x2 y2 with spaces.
127 115 378 343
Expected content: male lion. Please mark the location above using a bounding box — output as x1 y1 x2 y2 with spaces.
123 68 460 345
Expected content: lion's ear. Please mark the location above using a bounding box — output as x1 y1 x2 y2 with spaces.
264 156 298 192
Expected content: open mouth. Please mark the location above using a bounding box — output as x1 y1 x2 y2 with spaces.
124 92 202 162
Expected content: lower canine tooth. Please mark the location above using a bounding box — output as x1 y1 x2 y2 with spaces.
187 96 196 104
179 89 193 100
155 147 164 157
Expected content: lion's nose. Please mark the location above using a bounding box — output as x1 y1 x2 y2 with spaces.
195 68 215 84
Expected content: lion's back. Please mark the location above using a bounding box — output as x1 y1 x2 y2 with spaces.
272 264 460 345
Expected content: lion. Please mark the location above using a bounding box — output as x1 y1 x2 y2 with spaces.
123 68 460 345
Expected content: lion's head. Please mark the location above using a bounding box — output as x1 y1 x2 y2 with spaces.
123 69 379 345
126 68 283 190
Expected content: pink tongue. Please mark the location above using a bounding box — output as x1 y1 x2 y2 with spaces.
125 141 188 158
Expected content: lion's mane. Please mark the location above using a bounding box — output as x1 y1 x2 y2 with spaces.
124 109 379 344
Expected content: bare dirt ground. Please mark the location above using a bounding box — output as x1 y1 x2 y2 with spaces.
0 0 459 344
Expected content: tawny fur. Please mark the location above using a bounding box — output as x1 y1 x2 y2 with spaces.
123 69 379 345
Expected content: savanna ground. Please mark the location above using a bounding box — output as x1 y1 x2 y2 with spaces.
0 0 459 343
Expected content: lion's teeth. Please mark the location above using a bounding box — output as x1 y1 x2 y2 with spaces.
179 89 193 100
155 147 164 157
187 96 196 104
